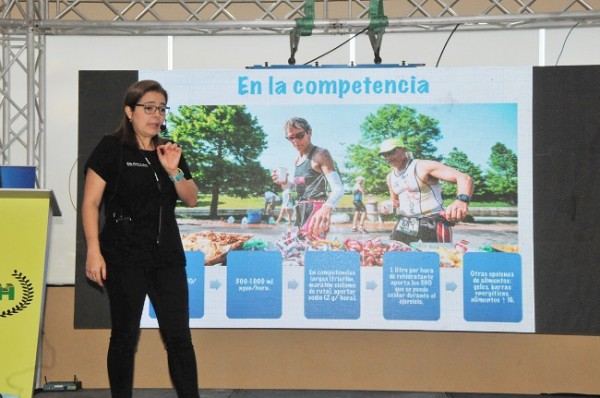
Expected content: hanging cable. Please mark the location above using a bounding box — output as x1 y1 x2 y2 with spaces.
303 27 369 65
68 155 84 211
435 24 460 67
555 22 580 66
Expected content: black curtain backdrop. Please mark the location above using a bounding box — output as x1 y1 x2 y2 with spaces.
74 70 138 328
532 65 600 334
75 67 600 334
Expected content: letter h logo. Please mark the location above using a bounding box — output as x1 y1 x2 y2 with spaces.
0 283 15 301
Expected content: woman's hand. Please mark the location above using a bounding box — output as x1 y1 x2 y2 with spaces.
86 250 107 287
157 142 182 175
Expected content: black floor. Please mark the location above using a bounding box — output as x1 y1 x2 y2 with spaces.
30 389 599 398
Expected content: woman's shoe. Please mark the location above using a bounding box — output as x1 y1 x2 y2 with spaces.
351 227 358 232
358 227 367 233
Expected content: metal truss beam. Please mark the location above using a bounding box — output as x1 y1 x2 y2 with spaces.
2 0 600 36
1 0 599 186
1 0 45 188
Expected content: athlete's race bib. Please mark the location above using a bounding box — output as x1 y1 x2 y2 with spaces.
395 215 420 236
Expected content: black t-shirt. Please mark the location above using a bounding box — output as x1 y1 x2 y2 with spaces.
84 135 193 269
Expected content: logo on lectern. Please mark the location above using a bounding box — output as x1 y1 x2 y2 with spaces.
0 269 34 317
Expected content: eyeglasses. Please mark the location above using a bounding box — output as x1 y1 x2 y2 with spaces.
286 131 306 141
136 103 170 116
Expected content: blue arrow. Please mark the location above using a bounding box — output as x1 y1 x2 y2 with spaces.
445 281 457 292
210 279 221 290
366 281 377 290
288 280 299 289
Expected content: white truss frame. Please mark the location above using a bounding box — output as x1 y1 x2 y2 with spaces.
1 0 599 185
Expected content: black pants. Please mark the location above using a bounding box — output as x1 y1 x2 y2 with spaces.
353 200 366 212
105 265 200 398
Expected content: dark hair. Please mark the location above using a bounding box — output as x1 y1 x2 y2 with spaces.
284 117 312 135
114 80 168 148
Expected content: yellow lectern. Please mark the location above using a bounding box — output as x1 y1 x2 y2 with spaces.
0 189 61 398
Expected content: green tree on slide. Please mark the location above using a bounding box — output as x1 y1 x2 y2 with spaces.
167 105 270 217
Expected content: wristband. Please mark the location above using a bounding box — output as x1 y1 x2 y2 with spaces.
169 168 185 183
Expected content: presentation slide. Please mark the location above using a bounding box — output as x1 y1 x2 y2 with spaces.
125 67 534 332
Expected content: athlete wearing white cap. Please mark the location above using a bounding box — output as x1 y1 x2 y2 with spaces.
379 137 473 244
